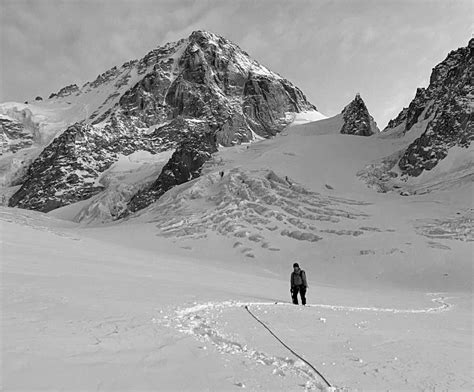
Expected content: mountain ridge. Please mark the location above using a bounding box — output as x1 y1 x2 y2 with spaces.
5 30 318 213
384 38 473 177
1 32 471 217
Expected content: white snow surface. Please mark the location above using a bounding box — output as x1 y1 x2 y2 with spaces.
291 110 328 125
2 114 473 391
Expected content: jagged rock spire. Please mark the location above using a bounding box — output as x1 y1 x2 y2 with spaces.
340 94 379 136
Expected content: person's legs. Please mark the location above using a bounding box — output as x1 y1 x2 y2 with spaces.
291 287 299 304
300 286 307 305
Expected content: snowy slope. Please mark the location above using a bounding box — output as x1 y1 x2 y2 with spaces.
3 112 471 390
2 39 473 391
1 187 472 391
120 113 472 292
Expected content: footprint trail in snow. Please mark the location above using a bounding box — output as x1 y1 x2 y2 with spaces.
154 295 452 391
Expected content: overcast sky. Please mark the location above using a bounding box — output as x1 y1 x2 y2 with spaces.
1 0 472 128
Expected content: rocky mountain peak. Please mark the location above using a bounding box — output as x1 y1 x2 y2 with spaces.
340 93 379 136
390 38 473 177
384 38 472 136
7 31 317 214
429 38 473 88
186 30 242 54
188 29 220 43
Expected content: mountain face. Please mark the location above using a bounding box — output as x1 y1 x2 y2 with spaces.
1 117 33 155
125 131 218 216
385 39 473 177
340 94 379 136
7 30 316 213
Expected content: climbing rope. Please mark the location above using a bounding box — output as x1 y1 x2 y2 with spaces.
244 305 332 388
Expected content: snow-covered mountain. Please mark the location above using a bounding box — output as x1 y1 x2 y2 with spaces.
6 34 470 220
3 105 471 391
4 30 317 212
384 38 473 177
353 38 473 196
2 32 473 392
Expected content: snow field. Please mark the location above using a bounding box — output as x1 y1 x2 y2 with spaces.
155 295 471 391
2 107 473 391
2 206 473 391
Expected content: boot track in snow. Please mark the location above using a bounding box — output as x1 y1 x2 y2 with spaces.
153 294 453 391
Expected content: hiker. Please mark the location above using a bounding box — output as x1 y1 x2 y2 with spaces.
290 262 308 305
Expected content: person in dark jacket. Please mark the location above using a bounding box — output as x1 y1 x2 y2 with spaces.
290 262 308 305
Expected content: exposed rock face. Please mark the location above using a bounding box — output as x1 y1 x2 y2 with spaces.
399 97 472 176
8 30 316 213
8 123 105 212
49 84 80 99
126 131 218 215
385 39 473 176
0 117 34 155
119 30 315 142
340 94 379 136
8 116 215 212
386 107 408 130
243 76 309 137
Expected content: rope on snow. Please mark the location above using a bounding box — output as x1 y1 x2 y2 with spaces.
244 305 332 388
